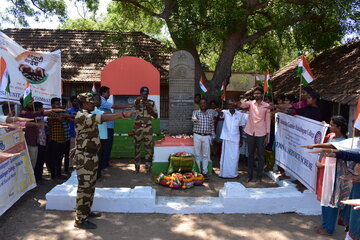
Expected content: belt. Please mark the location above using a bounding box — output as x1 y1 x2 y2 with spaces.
135 123 152 127
194 132 211 136
76 148 98 154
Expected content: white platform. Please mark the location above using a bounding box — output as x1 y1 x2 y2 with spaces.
153 146 195 162
46 171 321 215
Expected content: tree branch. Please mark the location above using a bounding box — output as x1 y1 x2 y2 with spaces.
112 0 163 18
238 12 319 47
160 0 174 20
30 0 47 13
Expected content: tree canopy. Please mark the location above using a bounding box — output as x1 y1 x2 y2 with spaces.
3 0 360 98
106 0 359 97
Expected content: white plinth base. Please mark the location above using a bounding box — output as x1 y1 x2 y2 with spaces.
153 146 194 162
46 171 321 215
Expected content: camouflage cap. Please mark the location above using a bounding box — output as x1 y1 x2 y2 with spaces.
77 92 95 103
140 86 149 94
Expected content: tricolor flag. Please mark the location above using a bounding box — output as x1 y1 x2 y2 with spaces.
199 76 208 94
263 72 271 96
255 75 262 87
156 173 165 182
220 81 226 101
22 81 32 108
0 57 11 94
297 55 314 86
91 82 96 94
354 96 360 124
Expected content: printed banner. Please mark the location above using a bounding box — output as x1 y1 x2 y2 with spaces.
331 137 360 151
275 113 328 192
0 129 36 216
0 32 61 108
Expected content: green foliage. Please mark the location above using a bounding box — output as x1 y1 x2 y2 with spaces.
109 0 359 74
1 0 67 27
4 0 359 81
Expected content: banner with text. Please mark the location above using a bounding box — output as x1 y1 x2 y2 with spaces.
0 129 36 216
0 32 61 108
275 113 328 192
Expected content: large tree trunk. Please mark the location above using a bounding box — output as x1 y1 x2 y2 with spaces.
204 32 243 103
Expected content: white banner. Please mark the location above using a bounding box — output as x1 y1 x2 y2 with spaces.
0 129 36 216
275 113 328 192
0 32 61 108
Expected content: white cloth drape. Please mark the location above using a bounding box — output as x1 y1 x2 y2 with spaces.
219 140 239 178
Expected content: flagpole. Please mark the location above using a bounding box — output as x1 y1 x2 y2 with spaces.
32 102 38 123
7 93 11 117
299 82 302 107
270 83 275 104
7 102 11 116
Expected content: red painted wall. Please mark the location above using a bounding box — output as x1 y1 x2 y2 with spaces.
101 56 160 95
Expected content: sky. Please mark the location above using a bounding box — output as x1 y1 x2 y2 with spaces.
1 0 112 29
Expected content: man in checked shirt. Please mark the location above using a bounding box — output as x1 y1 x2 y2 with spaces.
192 98 216 178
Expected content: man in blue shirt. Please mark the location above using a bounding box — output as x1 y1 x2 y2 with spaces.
99 86 132 169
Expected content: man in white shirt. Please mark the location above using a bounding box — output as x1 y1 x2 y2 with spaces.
219 103 243 178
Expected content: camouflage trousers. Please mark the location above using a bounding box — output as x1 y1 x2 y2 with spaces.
74 151 98 224
134 124 153 169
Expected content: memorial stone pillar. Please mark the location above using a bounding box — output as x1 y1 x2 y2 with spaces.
169 51 195 135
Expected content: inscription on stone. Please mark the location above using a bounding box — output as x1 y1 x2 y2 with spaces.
169 51 195 135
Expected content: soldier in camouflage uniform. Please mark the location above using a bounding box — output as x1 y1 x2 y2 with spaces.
134 86 158 173
74 92 136 229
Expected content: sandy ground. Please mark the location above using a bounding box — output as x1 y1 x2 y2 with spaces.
0 156 346 240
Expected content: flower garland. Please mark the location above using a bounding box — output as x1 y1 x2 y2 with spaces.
155 172 203 189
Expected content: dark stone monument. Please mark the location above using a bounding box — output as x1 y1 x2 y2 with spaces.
169 51 195 135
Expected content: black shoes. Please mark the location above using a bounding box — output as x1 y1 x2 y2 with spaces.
74 220 97 229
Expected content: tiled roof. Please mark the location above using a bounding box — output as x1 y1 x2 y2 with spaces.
2 28 170 83
271 40 360 105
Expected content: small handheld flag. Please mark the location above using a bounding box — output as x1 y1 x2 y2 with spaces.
263 72 271 97
0 58 11 94
22 81 32 108
220 81 226 101
297 55 314 86
199 76 208 94
91 82 96 94
255 75 262 87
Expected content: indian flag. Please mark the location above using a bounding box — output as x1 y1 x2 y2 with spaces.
220 81 226 101
91 82 96 94
263 72 271 96
0 57 11 94
156 173 165 182
297 55 314 86
354 96 360 130
199 76 208 94
255 75 262 87
22 81 32 108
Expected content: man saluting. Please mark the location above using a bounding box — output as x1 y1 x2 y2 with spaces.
133 86 158 173
73 92 136 229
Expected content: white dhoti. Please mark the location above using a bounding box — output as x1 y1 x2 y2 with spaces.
219 140 239 178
